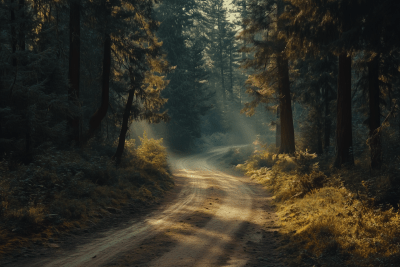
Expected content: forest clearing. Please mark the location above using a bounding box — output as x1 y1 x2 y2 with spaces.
1 0 400 266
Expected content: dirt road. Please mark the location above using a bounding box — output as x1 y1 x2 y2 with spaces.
8 146 284 267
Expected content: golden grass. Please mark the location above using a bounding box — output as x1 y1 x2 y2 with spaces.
238 148 400 266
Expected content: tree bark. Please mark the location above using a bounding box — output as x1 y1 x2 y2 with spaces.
316 121 323 154
229 40 233 100
368 55 381 169
85 2 111 142
334 54 354 167
217 6 226 103
68 0 81 144
323 87 331 149
18 0 25 51
114 89 135 165
277 0 295 154
11 1 17 67
276 105 281 148
277 56 295 154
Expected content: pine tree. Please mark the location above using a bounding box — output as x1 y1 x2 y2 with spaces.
68 0 81 144
285 0 367 166
286 0 400 167
155 0 213 151
84 0 112 142
293 54 337 154
0 0 73 163
238 0 295 153
113 3 169 164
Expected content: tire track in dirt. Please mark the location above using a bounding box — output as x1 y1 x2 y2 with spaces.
149 148 254 267
25 153 209 267
9 146 284 267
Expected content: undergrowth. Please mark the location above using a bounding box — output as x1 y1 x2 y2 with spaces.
0 132 173 256
237 145 400 266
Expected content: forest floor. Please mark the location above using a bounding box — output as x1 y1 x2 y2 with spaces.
0 146 289 267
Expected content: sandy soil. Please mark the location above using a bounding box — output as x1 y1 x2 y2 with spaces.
2 146 286 267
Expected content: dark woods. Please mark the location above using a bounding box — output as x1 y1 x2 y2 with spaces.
0 0 399 201
240 0 400 170
0 0 400 262
0 0 168 166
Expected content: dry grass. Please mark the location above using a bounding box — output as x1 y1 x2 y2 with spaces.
237 147 400 266
0 133 173 256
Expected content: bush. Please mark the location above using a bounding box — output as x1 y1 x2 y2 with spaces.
295 170 327 196
137 131 168 171
238 144 400 266
0 132 173 253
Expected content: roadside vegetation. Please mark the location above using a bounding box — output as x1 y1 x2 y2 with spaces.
234 139 400 267
0 133 173 256
0 0 174 258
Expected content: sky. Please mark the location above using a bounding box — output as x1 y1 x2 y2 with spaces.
223 0 237 23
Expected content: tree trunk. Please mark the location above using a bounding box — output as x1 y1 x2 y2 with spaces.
323 87 331 149
85 3 111 142
368 55 381 169
114 89 135 165
68 0 81 144
18 0 25 51
277 0 295 154
316 121 323 154
15 0 31 163
217 7 225 103
276 105 281 148
277 56 295 154
334 54 354 167
229 40 233 100
11 1 17 67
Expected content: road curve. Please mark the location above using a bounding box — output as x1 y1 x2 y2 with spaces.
26 146 274 267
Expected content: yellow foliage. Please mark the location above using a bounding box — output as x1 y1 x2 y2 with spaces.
239 148 400 265
137 131 168 171
279 187 400 259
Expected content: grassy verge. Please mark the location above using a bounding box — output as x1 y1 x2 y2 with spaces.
233 145 400 266
0 132 173 256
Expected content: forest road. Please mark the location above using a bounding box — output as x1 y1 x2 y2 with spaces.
27 146 282 267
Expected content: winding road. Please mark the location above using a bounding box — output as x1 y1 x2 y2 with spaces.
15 146 283 267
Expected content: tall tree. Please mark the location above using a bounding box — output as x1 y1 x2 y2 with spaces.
155 0 213 151
113 1 169 163
292 54 337 154
276 0 295 153
201 0 232 110
0 0 72 162
68 0 81 144
238 0 295 153
85 0 111 142
335 53 353 166
368 54 381 169
285 0 366 166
